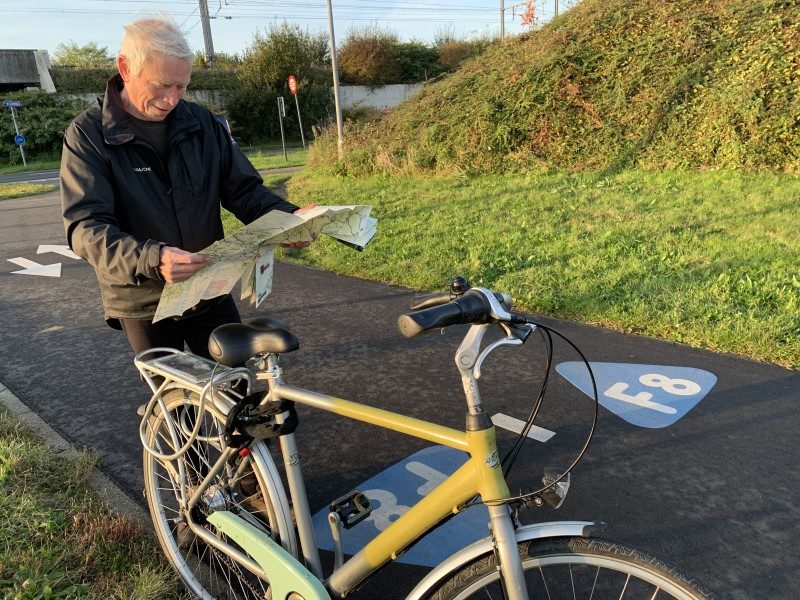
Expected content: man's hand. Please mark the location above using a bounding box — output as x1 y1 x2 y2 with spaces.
159 246 209 283
283 204 319 249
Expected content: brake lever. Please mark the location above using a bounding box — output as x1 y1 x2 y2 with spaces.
473 323 535 379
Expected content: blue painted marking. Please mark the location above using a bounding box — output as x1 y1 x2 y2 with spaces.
556 362 717 428
14 134 25 145
312 446 490 567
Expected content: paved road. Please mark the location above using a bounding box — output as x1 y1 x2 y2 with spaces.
1 189 798 599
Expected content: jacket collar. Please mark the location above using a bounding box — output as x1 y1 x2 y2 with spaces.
100 74 200 146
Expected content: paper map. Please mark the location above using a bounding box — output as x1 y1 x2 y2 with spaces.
153 205 377 322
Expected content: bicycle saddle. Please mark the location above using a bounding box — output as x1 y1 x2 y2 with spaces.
208 316 299 366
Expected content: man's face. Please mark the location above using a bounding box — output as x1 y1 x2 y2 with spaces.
117 51 191 121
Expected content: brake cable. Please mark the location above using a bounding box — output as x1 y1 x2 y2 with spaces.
484 318 600 507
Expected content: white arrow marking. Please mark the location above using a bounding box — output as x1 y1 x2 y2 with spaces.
491 413 556 443
37 245 81 260
8 257 62 277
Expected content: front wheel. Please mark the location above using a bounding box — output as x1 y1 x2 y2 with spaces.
427 536 716 600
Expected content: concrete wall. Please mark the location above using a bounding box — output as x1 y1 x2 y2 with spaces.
0 50 55 92
339 84 424 110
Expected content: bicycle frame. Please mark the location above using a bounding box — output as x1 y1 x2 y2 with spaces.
257 322 531 599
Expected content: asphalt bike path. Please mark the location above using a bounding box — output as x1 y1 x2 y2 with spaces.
0 185 797 599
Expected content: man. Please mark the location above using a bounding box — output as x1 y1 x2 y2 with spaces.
60 16 312 359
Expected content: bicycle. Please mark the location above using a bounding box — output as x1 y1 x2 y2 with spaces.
135 277 717 600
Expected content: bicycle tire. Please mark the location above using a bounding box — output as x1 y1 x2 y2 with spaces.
143 387 293 600
426 536 717 600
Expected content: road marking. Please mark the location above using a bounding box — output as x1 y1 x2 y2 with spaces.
37 245 80 260
491 413 555 442
8 257 61 277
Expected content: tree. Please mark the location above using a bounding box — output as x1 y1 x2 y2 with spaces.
192 50 242 70
337 27 402 86
226 23 330 143
52 41 114 68
237 23 327 92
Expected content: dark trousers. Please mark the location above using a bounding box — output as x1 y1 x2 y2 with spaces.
119 295 241 360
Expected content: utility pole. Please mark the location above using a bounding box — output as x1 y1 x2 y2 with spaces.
500 0 505 38
198 0 215 66
326 0 344 160
554 0 559 17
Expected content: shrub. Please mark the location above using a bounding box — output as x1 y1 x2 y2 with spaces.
0 92 85 165
338 28 403 86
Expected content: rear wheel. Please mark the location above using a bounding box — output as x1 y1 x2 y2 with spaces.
428 536 716 600
143 387 293 600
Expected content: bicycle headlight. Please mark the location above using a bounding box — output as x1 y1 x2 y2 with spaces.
541 468 571 509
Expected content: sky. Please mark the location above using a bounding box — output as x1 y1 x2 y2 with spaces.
0 0 568 58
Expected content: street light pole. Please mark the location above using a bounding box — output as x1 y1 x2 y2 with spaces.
500 0 505 38
326 0 345 160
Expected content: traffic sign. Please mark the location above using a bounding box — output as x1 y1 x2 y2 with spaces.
14 134 25 145
3 100 21 108
288 75 298 95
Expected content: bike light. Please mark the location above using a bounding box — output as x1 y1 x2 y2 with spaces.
541 468 570 509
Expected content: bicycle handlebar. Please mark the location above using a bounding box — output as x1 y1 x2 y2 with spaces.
398 289 505 338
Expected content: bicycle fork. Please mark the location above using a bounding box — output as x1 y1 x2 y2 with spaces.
458 323 530 600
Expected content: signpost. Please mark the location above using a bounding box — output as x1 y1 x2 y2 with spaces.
287 75 306 149
277 96 287 161
4 100 26 166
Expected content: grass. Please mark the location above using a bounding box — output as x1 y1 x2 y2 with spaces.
0 182 57 200
0 407 186 599
0 159 60 175
248 148 308 170
262 167 800 369
308 0 800 176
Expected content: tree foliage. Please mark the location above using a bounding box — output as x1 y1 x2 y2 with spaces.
52 42 114 68
338 27 403 86
227 23 331 144
0 91 87 165
192 51 242 70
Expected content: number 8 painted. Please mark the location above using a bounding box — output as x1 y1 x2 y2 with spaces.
639 374 701 396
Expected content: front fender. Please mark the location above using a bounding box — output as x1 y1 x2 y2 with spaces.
405 521 603 600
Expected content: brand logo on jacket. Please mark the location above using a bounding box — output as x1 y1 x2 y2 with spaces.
133 166 152 172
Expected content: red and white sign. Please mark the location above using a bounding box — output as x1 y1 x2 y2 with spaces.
288 75 298 95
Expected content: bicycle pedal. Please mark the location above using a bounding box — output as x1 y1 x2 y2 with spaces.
329 490 372 529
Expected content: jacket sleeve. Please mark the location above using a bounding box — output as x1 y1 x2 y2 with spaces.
214 118 299 224
60 120 164 284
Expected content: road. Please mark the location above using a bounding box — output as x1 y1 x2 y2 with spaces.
0 187 797 599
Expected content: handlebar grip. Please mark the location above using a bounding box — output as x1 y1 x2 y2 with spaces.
409 292 452 310
397 290 492 338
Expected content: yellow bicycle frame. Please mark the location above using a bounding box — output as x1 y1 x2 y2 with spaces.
273 384 512 595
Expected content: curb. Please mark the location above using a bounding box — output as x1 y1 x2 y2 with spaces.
0 381 151 527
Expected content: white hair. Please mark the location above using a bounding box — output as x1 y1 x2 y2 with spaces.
119 15 193 75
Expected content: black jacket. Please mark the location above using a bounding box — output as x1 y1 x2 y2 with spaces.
60 75 297 326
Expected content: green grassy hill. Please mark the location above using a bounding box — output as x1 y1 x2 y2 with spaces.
311 0 800 175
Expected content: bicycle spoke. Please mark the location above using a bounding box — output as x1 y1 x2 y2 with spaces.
589 565 600 600
539 566 552 600
569 564 576 600
618 573 631 599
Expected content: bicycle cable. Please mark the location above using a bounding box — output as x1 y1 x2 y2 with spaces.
501 324 553 478
483 319 600 507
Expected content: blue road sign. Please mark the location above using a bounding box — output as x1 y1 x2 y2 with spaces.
3 100 21 108
556 362 717 428
312 446 489 567
14 134 25 145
